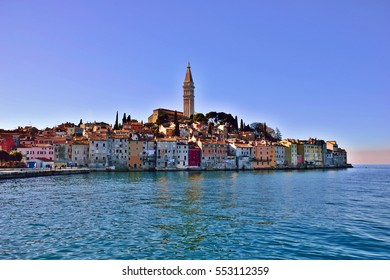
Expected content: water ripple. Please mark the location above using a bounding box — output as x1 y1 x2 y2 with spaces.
1 166 390 259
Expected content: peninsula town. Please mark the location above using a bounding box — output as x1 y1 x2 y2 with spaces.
0 64 349 171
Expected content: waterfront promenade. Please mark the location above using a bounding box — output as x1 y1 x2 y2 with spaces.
0 168 90 180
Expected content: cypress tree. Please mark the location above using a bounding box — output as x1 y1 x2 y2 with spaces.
240 119 244 131
174 111 180 136
114 111 119 130
208 122 213 135
122 113 127 125
235 116 238 131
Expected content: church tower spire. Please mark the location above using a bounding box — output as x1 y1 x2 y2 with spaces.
183 62 195 118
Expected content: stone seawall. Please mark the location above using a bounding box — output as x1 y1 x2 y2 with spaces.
1 164 353 179
0 168 90 180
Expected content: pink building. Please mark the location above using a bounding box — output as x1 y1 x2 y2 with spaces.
17 144 56 161
198 140 230 169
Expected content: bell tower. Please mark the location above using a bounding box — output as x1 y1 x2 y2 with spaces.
183 62 195 118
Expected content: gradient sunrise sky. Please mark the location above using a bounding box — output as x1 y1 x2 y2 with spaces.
1 0 389 164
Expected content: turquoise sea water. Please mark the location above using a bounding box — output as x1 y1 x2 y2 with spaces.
1 165 389 259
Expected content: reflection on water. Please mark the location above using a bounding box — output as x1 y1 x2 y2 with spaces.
1 166 390 259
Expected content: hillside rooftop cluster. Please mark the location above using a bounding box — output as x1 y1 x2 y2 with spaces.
0 118 348 171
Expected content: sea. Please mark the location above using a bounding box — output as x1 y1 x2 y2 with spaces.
0 165 389 260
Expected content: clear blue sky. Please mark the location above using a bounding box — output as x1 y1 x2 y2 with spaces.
1 0 389 163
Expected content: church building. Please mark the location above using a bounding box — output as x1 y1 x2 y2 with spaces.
148 63 195 123
183 62 195 118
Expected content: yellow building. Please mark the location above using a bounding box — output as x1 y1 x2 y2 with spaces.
279 139 298 166
297 140 323 166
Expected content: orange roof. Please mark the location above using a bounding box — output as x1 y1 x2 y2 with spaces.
235 143 252 148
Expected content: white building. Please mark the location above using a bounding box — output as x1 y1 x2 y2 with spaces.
176 142 189 169
156 139 177 170
71 142 89 167
230 142 253 170
89 136 108 168
107 135 128 170
273 145 286 166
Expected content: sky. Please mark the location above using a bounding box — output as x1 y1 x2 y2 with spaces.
0 0 389 164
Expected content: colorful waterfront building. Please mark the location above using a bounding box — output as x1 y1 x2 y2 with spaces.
176 141 201 169
156 138 177 170
229 142 253 170
279 139 298 166
327 141 347 166
54 143 72 162
176 142 189 169
17 144 56 162
141 139 157 170
273 144 286 166
70 141 89 167
297 139 323 166
188 142 201 168
252 140 273 169
107 135 129 170
128 138 143 170
89 135 108 168
198 140 232 169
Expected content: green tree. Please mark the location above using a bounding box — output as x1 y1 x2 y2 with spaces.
263 122 267 139
156 113 169 126
250 122 263 136
0 150 10 164
205 111 217 123
9 151 22 161
193 113 207 124
114 111 119 130
240 119 244 131
122 113 127 125
208 122 214 135
30 127 39 137
275 127 282 141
